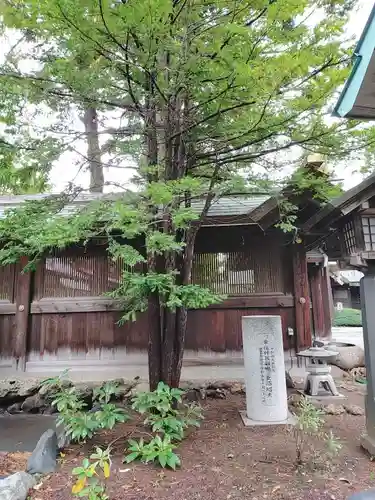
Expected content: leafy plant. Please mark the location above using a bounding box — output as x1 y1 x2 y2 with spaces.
132 382 203 441
72 446 111 499
40 374 130 443
52 387 86 414
124 435 181 470
63 412 100 442
132 381 183 415
95 404 129 430
93 381 122 404
291 397 341 466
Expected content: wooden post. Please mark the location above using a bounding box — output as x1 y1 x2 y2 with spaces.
293 244 311 351
321 266 333 339
310 265 325 338
14 256 32 371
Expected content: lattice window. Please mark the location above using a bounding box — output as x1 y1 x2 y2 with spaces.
0 264 16 301
362 216 375 251
34 254 124 299
343 219 357 254
191 249 282 296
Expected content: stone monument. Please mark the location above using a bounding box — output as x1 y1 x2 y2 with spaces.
360 273 375 455
241 315 293 426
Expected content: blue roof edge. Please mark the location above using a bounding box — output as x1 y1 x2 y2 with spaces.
333 2 375 118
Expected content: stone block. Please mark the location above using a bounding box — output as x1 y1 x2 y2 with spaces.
0 471 36 500
21 394 46 413
242 315 288 423
330 344 365 370
27 429 57 474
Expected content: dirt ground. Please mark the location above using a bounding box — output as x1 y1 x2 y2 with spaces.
5 381 375 500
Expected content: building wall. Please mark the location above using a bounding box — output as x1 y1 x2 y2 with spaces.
0 227 307 375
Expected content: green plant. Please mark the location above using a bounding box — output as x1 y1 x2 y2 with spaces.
40 374 130 443
145 402 203 441
72 446 111 499
93 381 122 404
125 435 181 470
292 397 341 466
132 382 203 441
132 382 184 415
95 403 129 430
63 412 100 442
333 308 362 327
125 382 203 467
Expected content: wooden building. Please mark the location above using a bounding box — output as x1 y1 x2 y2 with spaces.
1 170 374 378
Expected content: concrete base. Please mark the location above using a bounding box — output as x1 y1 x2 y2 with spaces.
240 410 296 427
361 434 375 456
303 393 347 404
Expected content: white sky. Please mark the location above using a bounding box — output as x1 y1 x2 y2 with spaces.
2 0 375 192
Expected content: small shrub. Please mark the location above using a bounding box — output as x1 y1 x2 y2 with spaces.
72 446 111 499
125 381 204 468
292 397 341 466
40 374 129 443
93 381 122 404
124 435 181 470
333 308 362 327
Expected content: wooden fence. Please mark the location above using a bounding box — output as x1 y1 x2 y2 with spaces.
0 228 303 371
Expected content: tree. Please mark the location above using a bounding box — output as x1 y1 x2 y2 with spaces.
0 0 371 388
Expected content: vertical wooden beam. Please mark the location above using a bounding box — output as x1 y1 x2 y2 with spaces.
14 257 32 371
310 265 325 338
321 266 333 339
293 244 311 351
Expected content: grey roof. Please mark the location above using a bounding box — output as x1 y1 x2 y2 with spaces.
0 192 272 219
192 194 271 217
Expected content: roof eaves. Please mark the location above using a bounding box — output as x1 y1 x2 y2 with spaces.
333 2 375 118
302 172 375 232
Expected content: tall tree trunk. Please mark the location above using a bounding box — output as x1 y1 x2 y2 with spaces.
83 107 104 193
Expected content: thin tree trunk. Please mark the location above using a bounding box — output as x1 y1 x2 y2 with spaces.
82 107 104 193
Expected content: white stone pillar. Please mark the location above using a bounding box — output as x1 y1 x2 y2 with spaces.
241 315 288 424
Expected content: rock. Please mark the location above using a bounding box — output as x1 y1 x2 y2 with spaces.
38 379 72 398
75 384 94 408
56 422 70 450
7 402 23 414
324 404 346 415
344 404 365 416
21 394 46 413
329 344 365 371
131 382 149 394
230 383 245 394
205 388 226 399
288 393 303 408
184 389 200 402
0 471 36 500
27 429 57 474
207 381 233 390
43 406 57 415
0 379 39 405
285 371 295 389
348 490 375 499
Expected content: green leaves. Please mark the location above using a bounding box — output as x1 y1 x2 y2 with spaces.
72 447 111 499
124 434 181 470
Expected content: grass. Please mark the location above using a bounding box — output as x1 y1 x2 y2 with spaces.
333 308 362 327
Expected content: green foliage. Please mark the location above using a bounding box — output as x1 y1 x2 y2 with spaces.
124 435 181 470
72 446 111 499
93 381 122 404
131 381 184 416
333 308 362 327
292 397 341 466
0 0 370 387
40 374 129 443
125 382 203 467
